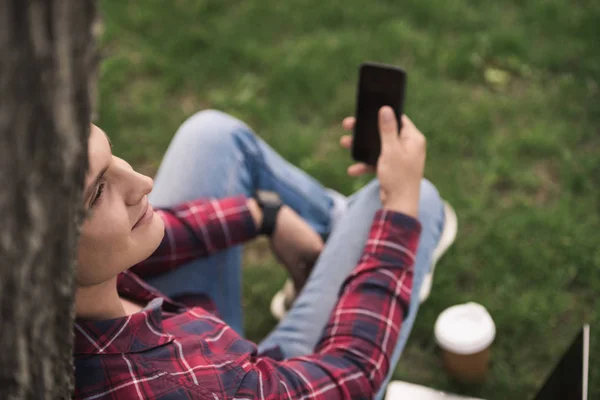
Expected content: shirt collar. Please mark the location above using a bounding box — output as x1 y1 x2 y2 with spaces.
74 298 174 355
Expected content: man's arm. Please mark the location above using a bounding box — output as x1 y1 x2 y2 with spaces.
236 109 427 398
235 210 420 399
130 196 262 278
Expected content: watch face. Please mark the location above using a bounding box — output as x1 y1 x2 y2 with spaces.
257 190 281 206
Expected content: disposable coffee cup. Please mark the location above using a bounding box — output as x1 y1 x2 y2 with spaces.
434 302 496 384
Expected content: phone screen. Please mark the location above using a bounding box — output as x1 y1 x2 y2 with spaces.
352 63 407 165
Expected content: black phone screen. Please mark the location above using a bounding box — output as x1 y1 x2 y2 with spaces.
352 63 407 165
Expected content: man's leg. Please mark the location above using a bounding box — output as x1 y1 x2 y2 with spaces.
147 110 338 334
258 179 445 399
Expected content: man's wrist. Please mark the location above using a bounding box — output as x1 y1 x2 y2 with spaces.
254 191 283 236
383 198 419 219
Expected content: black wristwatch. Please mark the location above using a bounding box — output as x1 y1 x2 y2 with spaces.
254 190 283 237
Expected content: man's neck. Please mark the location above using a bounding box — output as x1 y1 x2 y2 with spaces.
76 276 126 320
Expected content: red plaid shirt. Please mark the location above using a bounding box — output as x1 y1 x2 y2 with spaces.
73 196 421 399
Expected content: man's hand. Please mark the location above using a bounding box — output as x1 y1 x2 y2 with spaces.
339 108 426 218
270 206 323 292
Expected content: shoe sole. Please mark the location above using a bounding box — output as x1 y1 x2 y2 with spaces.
418 201 458 303
270 279 294 321
270 290 288 321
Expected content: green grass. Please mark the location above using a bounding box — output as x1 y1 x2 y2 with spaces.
98 0 599 398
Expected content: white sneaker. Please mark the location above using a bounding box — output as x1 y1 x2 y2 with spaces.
270 279 294 321
418 201 458 303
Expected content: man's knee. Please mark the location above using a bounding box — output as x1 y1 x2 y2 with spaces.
176 109 252 149
416 179 445 255
418 179 442 216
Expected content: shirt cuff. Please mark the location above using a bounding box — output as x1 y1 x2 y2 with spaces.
228 195 260 242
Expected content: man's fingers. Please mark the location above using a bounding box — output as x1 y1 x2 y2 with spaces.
347 163 375 177
399 114 427 149
400 115 417 137
342 117 355 131
378 106 399 148
340 135 352 149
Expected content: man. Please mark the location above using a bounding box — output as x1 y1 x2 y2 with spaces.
73 107 456 399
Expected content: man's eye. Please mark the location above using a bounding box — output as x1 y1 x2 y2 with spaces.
91 182 105 207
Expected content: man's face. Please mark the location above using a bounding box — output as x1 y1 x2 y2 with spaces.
76 125 165 286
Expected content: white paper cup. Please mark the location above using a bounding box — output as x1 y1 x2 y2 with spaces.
434 302 496 383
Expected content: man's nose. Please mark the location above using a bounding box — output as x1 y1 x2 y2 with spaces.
126 173 154 206
141 175 154 196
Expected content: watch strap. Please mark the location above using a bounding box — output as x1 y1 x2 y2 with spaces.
254 191 283 237
259 202 282 236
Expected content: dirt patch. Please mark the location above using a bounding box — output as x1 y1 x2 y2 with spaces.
532 160 560 205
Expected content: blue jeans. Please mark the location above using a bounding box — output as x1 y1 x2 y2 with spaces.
147 110 445 399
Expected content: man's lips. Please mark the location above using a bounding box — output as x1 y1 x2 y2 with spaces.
133 201 153 229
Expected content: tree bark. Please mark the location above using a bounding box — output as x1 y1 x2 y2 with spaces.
0 1 97 399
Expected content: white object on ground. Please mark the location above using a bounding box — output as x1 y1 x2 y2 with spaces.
385 381 486 400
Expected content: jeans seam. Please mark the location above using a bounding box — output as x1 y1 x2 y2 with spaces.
232 126 333 233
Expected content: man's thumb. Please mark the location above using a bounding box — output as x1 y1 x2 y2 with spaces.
378 106 398 148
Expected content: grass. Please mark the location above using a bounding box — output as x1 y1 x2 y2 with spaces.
98 0 599 398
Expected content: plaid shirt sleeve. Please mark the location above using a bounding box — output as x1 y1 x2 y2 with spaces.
235 209 421 399
130 196 258 278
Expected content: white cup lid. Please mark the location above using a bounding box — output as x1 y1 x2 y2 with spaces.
434 302 496 355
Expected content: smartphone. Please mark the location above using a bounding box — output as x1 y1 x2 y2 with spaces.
352 62 407 165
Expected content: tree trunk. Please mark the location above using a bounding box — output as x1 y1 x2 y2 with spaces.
0 1 97 398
